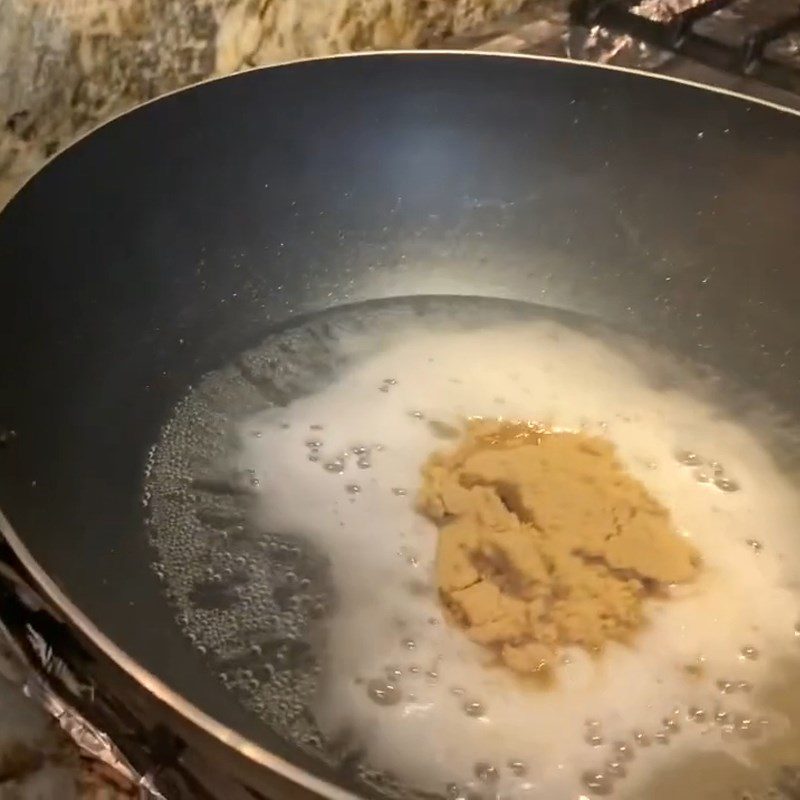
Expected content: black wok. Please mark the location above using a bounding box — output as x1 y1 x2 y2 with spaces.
1 52 800 798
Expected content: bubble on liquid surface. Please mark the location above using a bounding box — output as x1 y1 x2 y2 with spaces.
582 770 613 795
473 762 498 783
716 476 741 492
606 759 626 777
676 450 702 466
688 707 707 722
585 731 604 747
633 730 651 747
464 701 485 718
740 645 760 661
367 679 402 706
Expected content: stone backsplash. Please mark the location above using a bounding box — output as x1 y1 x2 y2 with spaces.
0 0 528 204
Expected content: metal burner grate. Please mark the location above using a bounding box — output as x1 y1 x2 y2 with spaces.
570 0 800 95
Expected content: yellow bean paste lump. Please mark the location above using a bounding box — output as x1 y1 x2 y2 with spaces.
418 421 701 679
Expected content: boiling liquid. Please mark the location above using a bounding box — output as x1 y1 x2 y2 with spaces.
146 297 800 800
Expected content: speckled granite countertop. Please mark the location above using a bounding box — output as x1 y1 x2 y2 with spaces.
0 0 531 207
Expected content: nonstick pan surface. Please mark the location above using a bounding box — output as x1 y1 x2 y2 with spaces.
1 52 800 797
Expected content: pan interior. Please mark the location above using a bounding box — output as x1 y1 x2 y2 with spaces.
146 294 800 800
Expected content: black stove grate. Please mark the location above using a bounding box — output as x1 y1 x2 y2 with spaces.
569 0 800 95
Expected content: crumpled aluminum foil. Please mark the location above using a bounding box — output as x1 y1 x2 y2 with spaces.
0 569 166 799
567 0 706 69
24 671 165 800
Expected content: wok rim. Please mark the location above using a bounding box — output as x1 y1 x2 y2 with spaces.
2 49 800 798
3 49 800 210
